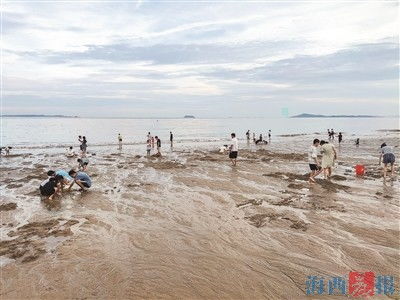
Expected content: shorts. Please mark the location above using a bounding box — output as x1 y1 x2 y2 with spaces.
40 185 55 196
383 153 395 164
309 164 321 171
229 151 238 159
80 181 91 188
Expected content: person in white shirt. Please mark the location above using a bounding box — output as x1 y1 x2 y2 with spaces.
66 146 76 157
308 138 322 183
229 133 238 166
379 143 396 180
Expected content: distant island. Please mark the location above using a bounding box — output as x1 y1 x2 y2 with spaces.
3 114 78 118
184 115 195 119
291 113 377 118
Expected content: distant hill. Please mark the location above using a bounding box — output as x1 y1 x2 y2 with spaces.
184 115 195 119
291 113 377 118
3 114 78 118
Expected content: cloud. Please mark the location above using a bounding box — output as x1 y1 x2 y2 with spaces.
2 1 398 117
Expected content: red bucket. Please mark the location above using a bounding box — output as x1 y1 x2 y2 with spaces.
355 164 365 176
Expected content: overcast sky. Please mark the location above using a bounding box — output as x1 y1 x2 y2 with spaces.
2 1 399 118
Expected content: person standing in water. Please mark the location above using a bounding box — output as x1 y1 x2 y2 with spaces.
268 130 271 140
78 136 83 152
246 130 250 141
355 138 360 147
379 143 396 181
146 139 151 156
320 140 337 179
155 136 161 155
338 132 343 144
308 139 322 183
79 136 87 155
170 131 173 147
229 133 238 166
118 133 123 149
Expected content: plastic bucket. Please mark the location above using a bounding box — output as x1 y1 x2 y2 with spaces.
355 164 365 176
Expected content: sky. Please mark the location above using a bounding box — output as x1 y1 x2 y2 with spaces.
1 0 399 118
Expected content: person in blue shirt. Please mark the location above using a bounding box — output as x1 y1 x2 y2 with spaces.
46 169 73 192
56 169 73 181
68 169 92 190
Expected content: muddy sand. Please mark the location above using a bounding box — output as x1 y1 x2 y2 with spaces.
1 134 399 299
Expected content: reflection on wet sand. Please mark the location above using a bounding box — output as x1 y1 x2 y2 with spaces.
0 134 399 299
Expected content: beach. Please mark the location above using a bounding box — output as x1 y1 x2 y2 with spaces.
1 130 399 299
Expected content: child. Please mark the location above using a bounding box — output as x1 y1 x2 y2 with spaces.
155 136 161 155
77 157 89 171
66 146 76 157
219 145 229 153
146 139 151 156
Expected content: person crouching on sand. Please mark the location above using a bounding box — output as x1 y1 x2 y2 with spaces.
229 133 238 166
39 174 64 201
308 139 323 183
77 157 89 171
320 140 337 179
66 146 76 157
68 169 92 191
55 169 74 191
379 143 396 181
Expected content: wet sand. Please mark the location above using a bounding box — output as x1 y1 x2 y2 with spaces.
1 133 399 299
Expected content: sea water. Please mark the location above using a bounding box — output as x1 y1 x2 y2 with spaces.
1 117 398 150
